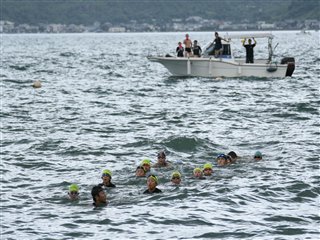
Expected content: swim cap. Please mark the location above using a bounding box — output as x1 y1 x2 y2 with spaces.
193 168 202 174
148 174 158 184
141 159 151 166
69 184 79 192
102 169 112 177
254 151 262 157
203 163 213 170
217 154 227 159
171 171 181 179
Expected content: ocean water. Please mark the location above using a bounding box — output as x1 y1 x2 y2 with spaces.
1 31 319 240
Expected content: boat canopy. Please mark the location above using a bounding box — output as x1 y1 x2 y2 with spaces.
223 33 274 40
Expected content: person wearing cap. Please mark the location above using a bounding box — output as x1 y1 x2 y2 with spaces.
98 169 116 188
193 168 205 179
203 163 213 176
183 33 192 57
68 184 79 200
140 159 151 172
217 154 231 166
254 151 262 161
153 150 172 168
171 171 182 185
227 151 238 163
192 40 202 57
143 175 162 194
135 166 146 177
91 185 107 207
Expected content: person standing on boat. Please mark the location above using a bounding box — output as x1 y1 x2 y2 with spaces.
243 38 257 63
213 32 227 58
176 42 184 57
192 40 202 57
183 33 192 57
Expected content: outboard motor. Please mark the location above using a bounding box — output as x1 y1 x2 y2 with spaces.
281 57 295 76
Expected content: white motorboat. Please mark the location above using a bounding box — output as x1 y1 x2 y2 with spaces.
148 33 295 78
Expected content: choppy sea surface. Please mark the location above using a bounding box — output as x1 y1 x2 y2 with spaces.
1 31 319 240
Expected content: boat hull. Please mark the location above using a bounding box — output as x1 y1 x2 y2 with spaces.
148 57 292 78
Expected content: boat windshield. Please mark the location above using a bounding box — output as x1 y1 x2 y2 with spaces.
203 41 231 58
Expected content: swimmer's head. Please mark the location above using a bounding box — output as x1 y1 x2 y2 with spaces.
203 163 213 170
102 169 112 178
68 184 79 200
254 151 262 160
171 171 181 179
141 159 151 166
147 174 158 184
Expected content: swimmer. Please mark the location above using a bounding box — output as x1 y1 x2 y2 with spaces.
135 166 146 177
202 163 213 176
171 171 182 185
227 151 238 163
153 150 172 168
91 185 107 207
98 169 116 188
143 175 162 194
254 151 262 161
216 154 231 166
68 184 79 200
193 168 205 179
141 159 151 172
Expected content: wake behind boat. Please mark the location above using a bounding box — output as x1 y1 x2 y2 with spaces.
148 33 295 78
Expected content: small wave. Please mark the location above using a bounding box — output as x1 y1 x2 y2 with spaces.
59 52 75 57
10 65 31 71
163 136 201 152
97 64 111 70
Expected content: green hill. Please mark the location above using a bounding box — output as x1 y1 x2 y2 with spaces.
1 0 318 25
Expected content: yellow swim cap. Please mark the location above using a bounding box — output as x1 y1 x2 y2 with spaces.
69 184 79 192
171 171 181 178
102 169 112 177
203 163 213 170
148 174 158 184
141 159 151 166
193 168 202 174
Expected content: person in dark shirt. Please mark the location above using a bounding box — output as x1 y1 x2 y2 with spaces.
243 38 257 63
192 40 202 57
143 175 162 194
176 42 184 57
213 32 228 58
98 169 116 188
91 185 107 207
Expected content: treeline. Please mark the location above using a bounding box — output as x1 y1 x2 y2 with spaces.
1 0 319 25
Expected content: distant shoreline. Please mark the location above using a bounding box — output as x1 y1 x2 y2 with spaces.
1 29 318 35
